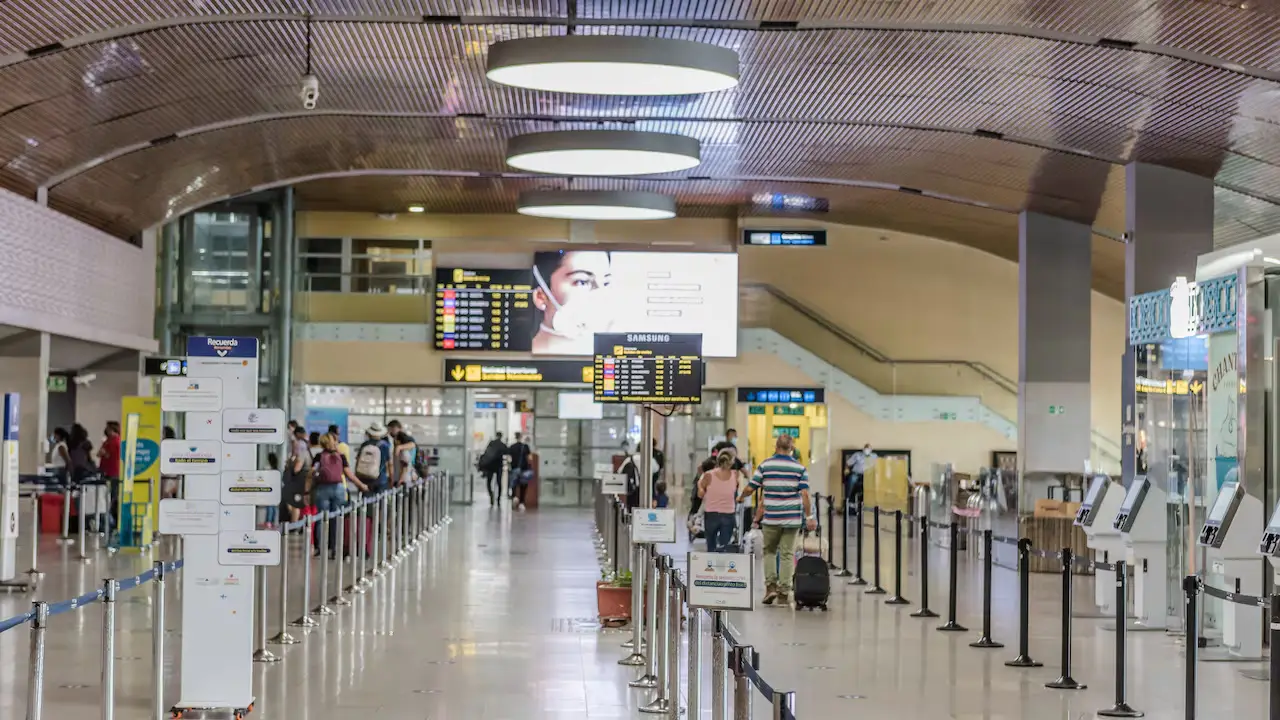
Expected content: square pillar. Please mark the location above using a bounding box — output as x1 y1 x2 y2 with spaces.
1019 211 1093 474
0 331 49 473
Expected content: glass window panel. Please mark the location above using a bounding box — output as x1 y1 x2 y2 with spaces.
347 415 383 445
585 419 626 448
694 391 726 419
384 387 459 417
434 446 466 476
603 403 627 419
695 420 725 457
303 238 342 254
534 389 559 417
304 385 385 415
537 447 577 477
532 418 572 447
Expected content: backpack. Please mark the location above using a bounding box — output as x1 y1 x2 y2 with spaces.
354 441 382 483
316 451 345 485
414 447 431 478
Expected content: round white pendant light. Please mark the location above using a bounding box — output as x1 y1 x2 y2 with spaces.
507 130 701 176
486 36 739 96
517 190 677 220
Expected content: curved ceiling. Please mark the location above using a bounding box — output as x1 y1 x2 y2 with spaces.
5 2 1280 295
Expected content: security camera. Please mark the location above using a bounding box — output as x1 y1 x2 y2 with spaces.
299 74 320 110
73 373 97 387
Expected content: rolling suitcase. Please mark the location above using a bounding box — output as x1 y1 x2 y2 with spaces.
793 531 830 611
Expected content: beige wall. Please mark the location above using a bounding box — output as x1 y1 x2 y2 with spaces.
737 223 1126 443
76 371 145 441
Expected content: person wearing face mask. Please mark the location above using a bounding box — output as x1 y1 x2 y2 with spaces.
531 250 615 355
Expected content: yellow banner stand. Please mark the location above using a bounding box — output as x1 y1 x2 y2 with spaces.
118 396 161 550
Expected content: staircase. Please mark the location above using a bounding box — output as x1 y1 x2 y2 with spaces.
739 282 1121 472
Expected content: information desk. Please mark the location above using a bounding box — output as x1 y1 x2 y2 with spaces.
593 333 702 404
433 268 535 351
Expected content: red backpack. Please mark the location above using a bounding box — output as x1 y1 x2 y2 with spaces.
316 451 345 485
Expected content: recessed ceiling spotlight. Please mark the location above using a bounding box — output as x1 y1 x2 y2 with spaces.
407 205 425 213
486 36 739 96
517 190 676 221
507 130 701 176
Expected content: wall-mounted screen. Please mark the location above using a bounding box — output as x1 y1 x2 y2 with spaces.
558 392 604 420
434 252 738 356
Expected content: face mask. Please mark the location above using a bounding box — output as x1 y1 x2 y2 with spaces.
535 266 611 339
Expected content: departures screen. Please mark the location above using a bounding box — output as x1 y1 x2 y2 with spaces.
593 333 702 404
433 251 738 356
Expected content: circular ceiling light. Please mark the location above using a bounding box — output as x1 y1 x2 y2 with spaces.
486 36 739 96
517 190 676 220
407 205 425 213
507 130 701 176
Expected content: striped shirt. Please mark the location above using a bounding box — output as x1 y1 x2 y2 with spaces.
748 454 810 527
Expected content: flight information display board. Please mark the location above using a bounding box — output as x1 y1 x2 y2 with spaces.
433 268 535 350
593 333 702 404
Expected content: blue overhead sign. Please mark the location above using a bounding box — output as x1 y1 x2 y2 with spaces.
187 336 259 359
742 230 827 247
737 388 824 404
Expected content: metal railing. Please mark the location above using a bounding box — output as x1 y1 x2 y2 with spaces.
2 472 453 720
594 487 798 720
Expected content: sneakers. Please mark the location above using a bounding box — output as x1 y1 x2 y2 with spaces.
762 587 778 605
776 593 791 609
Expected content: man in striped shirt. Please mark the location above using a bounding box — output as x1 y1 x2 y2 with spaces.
740 434 815 607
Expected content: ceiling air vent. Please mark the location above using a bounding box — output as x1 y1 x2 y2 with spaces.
1097 37 1137 50
759 21 799 30
26 42 64 58
974 128 1004 140
898 186 924 195
423 15 463 24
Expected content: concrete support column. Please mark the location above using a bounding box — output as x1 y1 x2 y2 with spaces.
0 331 50 473
1018 212 1093 475
1121 163 1214 482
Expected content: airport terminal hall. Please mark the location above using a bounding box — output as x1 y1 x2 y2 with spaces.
12 4 1280 720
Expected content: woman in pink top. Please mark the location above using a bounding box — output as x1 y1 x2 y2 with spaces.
698 449 740 552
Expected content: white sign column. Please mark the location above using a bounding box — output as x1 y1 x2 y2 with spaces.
0 393 19 582
164 336 275 713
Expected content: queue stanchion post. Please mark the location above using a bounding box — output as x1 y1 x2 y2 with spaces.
688 600 702 720
1045 548 1086 690
151 561 168 719
57 486 72 545
1268 594 1278 720
371 494 384 578
631 552 662 690
291 515 319 627
27 601 48 720
1182 576 1199 720
76 488 89 562
1005 538 1042 667
969 529 1003 648
771 691 796 720
937 521 968 632
379 493 391 572
711 611 727 720
911 520 939 618
885 510 910 605
350 502 368 594
849 501 866 585
26 491 43 580
252 565 281 663
836 491 852 577
271 531 299 643
619 539 647 663
101 579 117 720
731 644 753 720
825 494 836 570
1098 562 1141 717
314 512 335 616
333 507 351 606
866 507 886 594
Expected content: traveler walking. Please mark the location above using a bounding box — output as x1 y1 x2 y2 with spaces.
740 434 815 607
506 432 533 510
353 423 392 494
478 432 508 506
698 449 740 552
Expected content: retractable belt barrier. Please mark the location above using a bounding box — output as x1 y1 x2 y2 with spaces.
1 471 453 720
1183 576 1280 720
594 490 799 720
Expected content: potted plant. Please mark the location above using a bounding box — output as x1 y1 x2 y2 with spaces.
597 569 632 626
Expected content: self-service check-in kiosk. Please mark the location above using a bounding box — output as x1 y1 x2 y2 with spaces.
1198 477 1264 660
1111 477 1168 630
1075 474 1125 616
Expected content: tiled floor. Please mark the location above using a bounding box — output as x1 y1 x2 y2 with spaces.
0 506 1271 720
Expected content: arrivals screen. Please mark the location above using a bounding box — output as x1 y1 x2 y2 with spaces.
434 251 738 356
593 333 702 404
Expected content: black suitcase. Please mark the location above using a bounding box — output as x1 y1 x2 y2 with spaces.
793 555 831 611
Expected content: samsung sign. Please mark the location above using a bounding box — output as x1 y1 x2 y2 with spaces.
742 230 826 247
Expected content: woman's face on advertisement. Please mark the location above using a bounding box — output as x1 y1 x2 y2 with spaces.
548 251 611 307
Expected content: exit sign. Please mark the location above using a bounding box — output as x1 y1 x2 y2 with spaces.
46 376 67 393
1049 405 1066 415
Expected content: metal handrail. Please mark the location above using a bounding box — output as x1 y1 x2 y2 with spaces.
742 282 1016 392
743 281 1122 465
